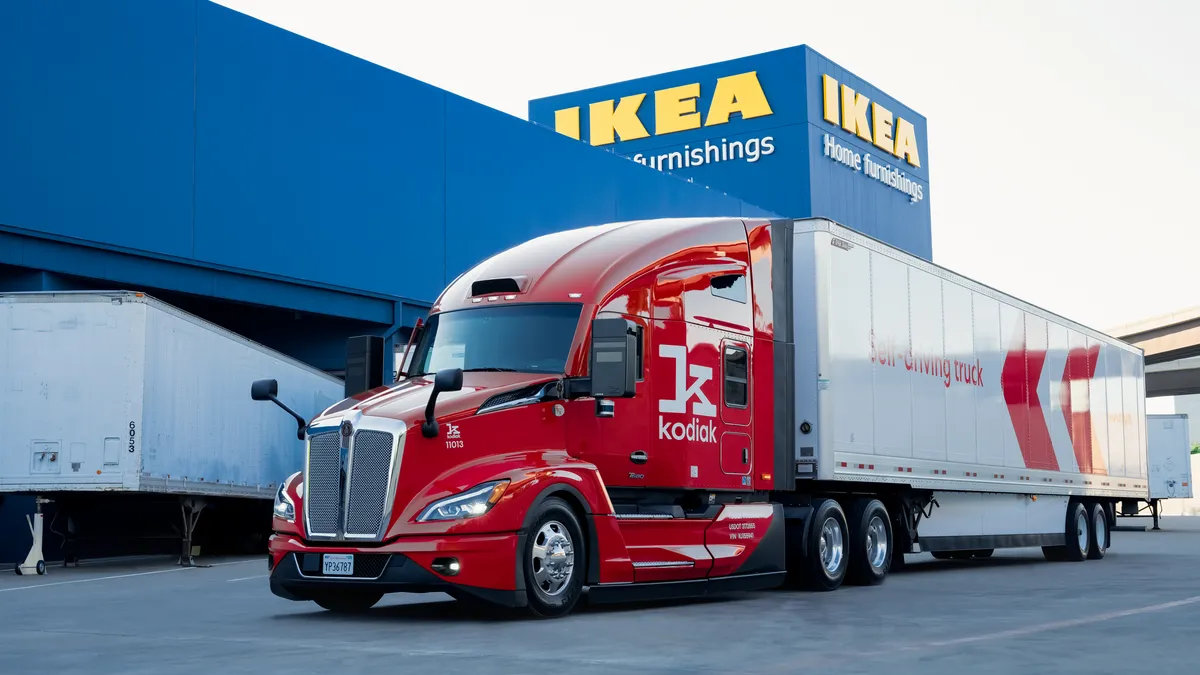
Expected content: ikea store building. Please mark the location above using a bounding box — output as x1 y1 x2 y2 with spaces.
0 0 931 561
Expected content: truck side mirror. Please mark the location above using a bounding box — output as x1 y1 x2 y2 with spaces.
251 378 278 401
250 379 307 441
590 317 636 399
422 367 464 438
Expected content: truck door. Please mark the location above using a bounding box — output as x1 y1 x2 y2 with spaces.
719 339 752 480
578 312 657 488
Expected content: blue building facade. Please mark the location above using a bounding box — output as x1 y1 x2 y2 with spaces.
529 45 933 260
0 0 776 374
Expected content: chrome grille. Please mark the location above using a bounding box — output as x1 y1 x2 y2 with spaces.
344 430 394 537
306 431 342 536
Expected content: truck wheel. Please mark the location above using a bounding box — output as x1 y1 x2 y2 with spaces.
1087 502 1108 560
313 591 383 613
522 497 585 618
802 498 849 591
846 498 891 586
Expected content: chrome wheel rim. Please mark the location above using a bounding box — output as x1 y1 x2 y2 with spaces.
1076 510 1089 553
819 517 844 575
531 521 574 596
1094 509 1107 550
866 515 889 569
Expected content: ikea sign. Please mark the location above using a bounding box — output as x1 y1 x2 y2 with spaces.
819 74 925 203
820 74 920 168
551 72 778 172
527 44 933 261
552 72 772 146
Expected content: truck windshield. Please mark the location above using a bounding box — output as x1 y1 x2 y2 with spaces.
405 303 582 377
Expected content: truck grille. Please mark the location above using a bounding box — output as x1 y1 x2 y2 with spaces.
345 430 394 538
303 425 398 541
306 431 342 536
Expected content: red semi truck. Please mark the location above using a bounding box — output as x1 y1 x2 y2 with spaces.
256 217 1149 618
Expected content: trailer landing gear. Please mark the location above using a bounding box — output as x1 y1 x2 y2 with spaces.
179 497 209 568
14 497 51 576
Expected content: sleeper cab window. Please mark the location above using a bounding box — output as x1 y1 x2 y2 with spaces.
724 345 748 408
710 274 746 303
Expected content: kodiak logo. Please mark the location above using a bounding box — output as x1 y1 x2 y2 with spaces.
657 345 718 444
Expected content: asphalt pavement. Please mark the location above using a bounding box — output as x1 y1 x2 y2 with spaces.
2 516 1198 675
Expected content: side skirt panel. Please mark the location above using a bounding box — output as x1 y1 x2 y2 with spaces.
585 571 786 605
919 533 1065 552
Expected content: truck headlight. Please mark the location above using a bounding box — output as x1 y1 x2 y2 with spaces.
274 473 299 522
417 480 509 522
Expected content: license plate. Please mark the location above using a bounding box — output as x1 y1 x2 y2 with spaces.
322 553 354 576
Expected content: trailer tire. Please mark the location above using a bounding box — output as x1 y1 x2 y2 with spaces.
1065 500 1092 562
802 498 849 591
521 497 585 618
846 498 891 586
312 591 382 613
1087 502 1108 560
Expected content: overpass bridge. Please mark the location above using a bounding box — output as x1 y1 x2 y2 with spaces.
1111 307 1200 398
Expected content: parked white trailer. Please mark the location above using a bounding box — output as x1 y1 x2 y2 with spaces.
0 291 344 572
1148 414 1193 500
783 219 1149 559
1115 413 1194 528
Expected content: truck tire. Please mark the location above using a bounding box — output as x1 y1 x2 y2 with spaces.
802 498 849 591
1044 500 1090 562
846 498 891 586
522 496 585 618
312 591 383 613
1087 501 1108 560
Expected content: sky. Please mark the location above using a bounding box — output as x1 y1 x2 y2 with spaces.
215 0 1199 334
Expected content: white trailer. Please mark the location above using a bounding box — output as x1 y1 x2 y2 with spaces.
1115 414 1193 529
781 218 1149 562
0 291 344 573
1148 414 1193 501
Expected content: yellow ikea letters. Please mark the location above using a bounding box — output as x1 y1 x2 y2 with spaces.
553 71 773 147
821 74 920 168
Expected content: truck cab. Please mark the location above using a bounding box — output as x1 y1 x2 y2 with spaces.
262 217 790 617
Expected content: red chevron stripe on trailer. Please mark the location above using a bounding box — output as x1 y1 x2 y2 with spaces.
1001 328 1058 471
1061 343 1101 474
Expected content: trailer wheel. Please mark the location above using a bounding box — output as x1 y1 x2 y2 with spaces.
521 497 585 618
1087 502 1108 560
312 591 382 613
1046 500 1091 562
802 498 849 591
846 498 891 586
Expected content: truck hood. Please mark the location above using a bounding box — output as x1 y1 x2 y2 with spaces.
345 371 558 423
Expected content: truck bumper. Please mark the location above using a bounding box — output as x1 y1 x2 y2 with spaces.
267 532 525 608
